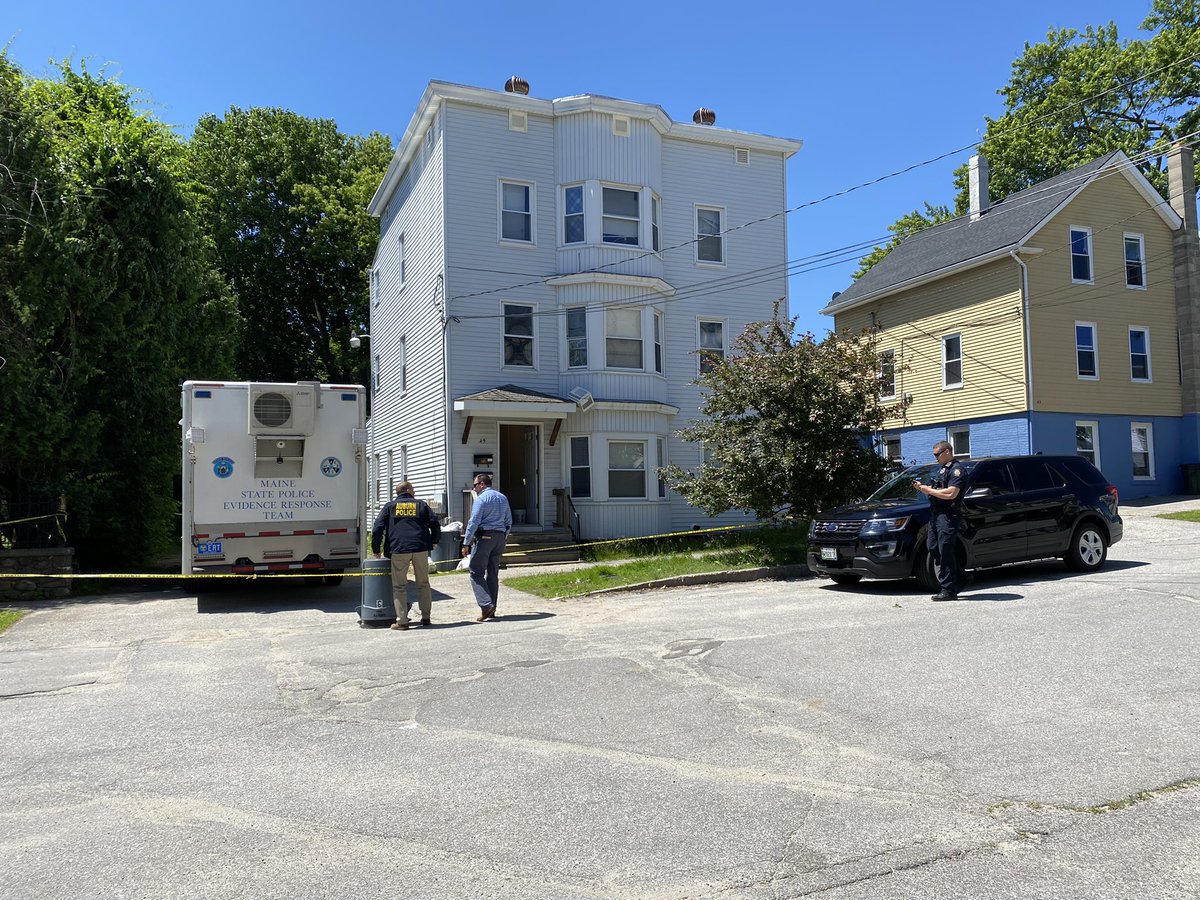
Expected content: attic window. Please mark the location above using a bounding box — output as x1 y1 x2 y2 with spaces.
509 110 528 132
612 115 630 137
734 147 750 166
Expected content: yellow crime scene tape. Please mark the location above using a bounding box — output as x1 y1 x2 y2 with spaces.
0 521 782 582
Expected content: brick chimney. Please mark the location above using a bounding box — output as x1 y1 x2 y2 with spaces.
969 154 990 222
1169 141 1200 455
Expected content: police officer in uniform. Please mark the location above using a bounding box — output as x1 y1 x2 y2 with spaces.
914 441 966 601
370 481 441 629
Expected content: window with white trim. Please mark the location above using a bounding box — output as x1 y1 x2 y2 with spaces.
1076 322 1098 379
370 266 380 307
569 436 591 498
608 440 646 498
602 186 639 246
884 438 901 464
942 333 962 388
948 426 970 458
1131 422 1154 479
398 335 408 392
696 206 724 264
699 319 725 375
657 438 667 498
653 311 664 374
399 445 408 480
879 349 896 399
1129 326 1152 382
373 453 381 512
606 307 643 369
387 449 394 499
1075 421 1099 467
371 353 380 393
503 303 535 367
651 194 661 252
1124 233 1146 288
397 234 406 286
563 185 584 244
566 306 587 368
500 181 533 243
1070 226 1093 283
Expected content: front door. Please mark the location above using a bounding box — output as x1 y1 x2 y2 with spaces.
499 423 539 527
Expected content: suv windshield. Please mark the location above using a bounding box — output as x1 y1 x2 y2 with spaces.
867 464 941 501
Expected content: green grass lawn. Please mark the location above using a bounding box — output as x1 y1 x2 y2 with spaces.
1159 510 1200 523
507 524 809 599
0 608 26 634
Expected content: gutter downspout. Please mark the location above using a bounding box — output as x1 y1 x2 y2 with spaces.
1010 249 1033 454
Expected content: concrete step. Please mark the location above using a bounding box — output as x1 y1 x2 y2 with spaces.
502 528 580 566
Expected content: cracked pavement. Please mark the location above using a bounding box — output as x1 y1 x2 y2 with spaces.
1 499 1198 898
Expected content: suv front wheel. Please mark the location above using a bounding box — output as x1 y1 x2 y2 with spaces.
1065 522 1108 572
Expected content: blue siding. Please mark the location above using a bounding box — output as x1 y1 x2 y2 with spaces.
896 416 1030 467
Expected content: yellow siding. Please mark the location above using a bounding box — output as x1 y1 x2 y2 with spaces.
835 258 1027 427
1025 172 1181 416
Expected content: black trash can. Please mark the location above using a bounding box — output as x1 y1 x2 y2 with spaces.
1181 463 1200 495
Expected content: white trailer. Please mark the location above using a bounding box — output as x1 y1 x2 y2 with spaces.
180 381 367 581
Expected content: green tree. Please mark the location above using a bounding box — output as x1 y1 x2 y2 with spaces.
187 108 392 384
0 57 235 566
954 0 1199 209
853 203 953 278
664 306 902 521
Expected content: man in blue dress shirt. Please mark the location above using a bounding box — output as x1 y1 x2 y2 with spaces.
461 473 512 620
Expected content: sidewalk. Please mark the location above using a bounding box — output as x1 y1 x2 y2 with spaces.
1117 493 1200 517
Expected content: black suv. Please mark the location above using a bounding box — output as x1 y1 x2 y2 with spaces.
806 455 1123 589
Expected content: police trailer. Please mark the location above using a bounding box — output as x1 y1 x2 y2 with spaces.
181 381 367 582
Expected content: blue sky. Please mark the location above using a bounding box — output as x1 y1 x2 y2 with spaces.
5 0 1155 337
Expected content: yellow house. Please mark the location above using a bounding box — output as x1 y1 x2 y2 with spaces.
822 146 1200 499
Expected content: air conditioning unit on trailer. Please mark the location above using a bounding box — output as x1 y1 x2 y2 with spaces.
247 383 317 435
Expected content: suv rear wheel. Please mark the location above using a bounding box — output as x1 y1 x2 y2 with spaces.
1065 522 1108 571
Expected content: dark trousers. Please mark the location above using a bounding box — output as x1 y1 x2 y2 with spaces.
468 530 505 608
927 511 961 592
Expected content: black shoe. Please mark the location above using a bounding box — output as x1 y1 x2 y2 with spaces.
931 591 958 602
420 618 432 626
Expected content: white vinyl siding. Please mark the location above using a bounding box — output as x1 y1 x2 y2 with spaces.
1131 422 1154 479
1075 322 1099 380
1129 326 1151 382
1070 226 1093 284
1124 233 1146 288
499 180 534 244
942 333 963 389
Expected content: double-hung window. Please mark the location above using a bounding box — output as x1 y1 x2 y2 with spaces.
602 187 639 246
398 335 408 392
657 438 667 498
699 320 725 374
1075 323 1098 379
608 441 646 498
696 206 724 264
653 311 664 374
1075 421 1099 467
503 303 535 367
606 308 642 369
563 185 585 244
1070 226 1093 284
500 181 533 243
397 234 406 286
1131 423 1154 479
566 307 587 368
1129 326 1152 382
879 349 896 399
569 436 591 498
942 333 962 389
1124 234 1146 288
651 194 662 252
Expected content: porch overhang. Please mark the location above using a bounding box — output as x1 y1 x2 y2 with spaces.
453 383 576 420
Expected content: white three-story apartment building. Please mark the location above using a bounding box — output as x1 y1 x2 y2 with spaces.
365 78 801 540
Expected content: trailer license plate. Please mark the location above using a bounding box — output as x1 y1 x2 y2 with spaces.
820 547 837 561
197 542 223 556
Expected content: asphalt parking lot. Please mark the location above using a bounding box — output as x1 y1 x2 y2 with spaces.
2 499 1198 899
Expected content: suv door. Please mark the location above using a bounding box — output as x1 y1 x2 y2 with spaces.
1008 458 1071 559
961 460 1025 566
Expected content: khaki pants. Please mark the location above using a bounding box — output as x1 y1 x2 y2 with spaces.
390 552 432 623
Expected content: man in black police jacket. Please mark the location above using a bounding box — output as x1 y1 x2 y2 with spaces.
914 441 966 601
371 481 441 629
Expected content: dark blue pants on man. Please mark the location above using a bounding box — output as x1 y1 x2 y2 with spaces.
927 511 961 594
